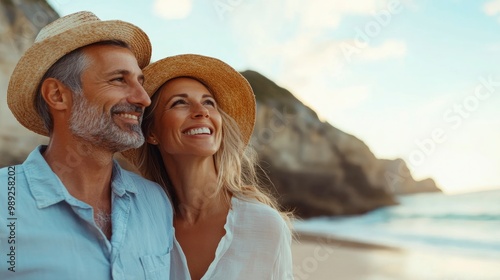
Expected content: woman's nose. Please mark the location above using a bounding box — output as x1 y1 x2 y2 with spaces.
191 102 209 118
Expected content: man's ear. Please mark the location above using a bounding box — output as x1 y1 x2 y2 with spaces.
40 78 72 111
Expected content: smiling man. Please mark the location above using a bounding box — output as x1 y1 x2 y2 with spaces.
0 12 173 279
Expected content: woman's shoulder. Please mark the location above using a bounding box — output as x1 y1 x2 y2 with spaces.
232 196 279 215
231 196 288 230
229 197 292 249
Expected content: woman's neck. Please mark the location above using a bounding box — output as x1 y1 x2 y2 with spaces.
163 154 228 224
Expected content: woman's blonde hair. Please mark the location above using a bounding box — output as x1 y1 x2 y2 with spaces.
135 78 292 226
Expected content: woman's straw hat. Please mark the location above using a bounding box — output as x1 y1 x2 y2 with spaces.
122 54 256 166
7 11 152 136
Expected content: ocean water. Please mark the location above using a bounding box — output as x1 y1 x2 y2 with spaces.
293 189 500 259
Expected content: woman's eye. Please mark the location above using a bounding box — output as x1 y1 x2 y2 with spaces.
204 99 216 107
171 99 187 107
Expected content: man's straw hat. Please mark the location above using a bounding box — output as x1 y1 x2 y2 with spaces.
7 11 152 136
122 54 256 166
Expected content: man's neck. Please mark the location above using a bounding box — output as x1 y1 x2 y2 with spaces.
42 138 114 206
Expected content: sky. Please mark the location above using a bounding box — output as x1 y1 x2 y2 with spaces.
46 0 500 194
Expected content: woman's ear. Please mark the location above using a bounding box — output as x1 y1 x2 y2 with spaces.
40 78 72 111
146 133 159 145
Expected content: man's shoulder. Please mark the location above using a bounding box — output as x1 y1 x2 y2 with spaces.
0 164 27 203
0 146 44 178
116 166 167 196
121 168 155 184
117 168 173 216
0 163 25 177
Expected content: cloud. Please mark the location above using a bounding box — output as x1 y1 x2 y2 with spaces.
224 0 406 127
299 0 380 30
153 0 192 20
357 39 407 61
227 0 408 73
279 79 372 125
327 85 371 109
483 0 500 16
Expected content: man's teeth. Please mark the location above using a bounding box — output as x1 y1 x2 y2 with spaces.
119 113 138 120
185 127 211 135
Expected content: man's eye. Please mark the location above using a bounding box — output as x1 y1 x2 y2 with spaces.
111 77 125 82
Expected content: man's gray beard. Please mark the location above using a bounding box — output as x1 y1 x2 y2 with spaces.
69 93 145 153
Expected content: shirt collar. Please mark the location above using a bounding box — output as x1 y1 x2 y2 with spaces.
26 146 137 209
111 160 138 196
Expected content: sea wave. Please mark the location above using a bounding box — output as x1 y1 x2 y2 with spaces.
380 211 500 222
294 190 500 259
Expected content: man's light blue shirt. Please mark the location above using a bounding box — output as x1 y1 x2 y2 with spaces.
0 146 173 279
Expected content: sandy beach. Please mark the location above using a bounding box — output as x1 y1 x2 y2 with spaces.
291 231 500 280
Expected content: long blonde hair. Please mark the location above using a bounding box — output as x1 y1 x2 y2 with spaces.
135 79 293 226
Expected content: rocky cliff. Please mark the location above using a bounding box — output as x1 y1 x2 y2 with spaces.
243 71 440 217
0 1 440 219
0 0 55 166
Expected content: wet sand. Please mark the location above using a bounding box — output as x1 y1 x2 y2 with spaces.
291 231 500 280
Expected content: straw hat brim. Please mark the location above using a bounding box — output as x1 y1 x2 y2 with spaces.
7 20 151 136
121 54 256 166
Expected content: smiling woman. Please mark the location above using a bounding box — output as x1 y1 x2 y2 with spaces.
123 54 294 280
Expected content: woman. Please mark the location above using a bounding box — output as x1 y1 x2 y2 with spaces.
124 54 294 279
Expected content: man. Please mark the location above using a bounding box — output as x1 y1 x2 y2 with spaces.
0 11 173 279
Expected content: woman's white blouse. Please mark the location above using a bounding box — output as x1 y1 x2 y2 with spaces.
170 196 294 279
